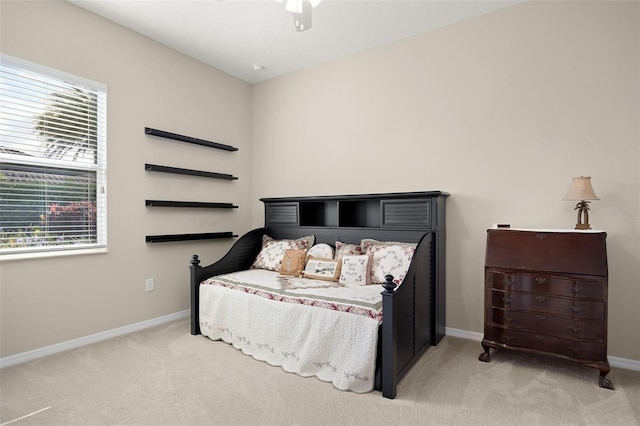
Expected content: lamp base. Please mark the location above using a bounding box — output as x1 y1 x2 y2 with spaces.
575 223 591 230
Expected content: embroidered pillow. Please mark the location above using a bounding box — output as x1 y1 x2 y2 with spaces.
279 249 307 277
262 234 315 249
307 243 334 260
366 244 416 285
334 241 363 259
361 238 417 251
251 235 315 272
339 254 372 286
304 256 341 282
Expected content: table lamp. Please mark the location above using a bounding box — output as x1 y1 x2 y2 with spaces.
563 176 599 230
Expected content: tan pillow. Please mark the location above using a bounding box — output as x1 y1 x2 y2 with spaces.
303 256 342 282
279 249 307 277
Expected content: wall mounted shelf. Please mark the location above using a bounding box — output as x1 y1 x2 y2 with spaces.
145 127 238 152
145 200 238 209
144 127 238 244
145 231 237 243
145 163 238 180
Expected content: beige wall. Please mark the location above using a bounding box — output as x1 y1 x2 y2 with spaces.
0 1 253 357
1 0 639 363
252 1 640 360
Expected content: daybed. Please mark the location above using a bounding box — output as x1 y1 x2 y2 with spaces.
189 191 448 399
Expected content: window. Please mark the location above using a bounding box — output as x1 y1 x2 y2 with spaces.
0 55 107 256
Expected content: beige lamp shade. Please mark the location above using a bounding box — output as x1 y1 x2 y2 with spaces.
563 176 600 201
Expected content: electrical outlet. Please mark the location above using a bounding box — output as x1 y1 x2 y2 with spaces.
145 278 155 292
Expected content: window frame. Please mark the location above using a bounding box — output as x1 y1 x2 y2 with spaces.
0 54 107 259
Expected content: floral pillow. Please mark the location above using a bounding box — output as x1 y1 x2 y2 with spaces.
365 243 416 285
251 235 315 272
360 238 417 251
334 241 363 259
307 243 334 260
339 254 372 286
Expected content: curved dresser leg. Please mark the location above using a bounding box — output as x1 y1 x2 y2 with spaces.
478 340 491 362
599 373 614 390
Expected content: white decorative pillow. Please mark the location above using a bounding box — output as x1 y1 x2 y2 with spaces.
251 235 315 272
307 243 334 260
339 254 372 286
366 244 416 285
304 257 342 282
334 241 363 259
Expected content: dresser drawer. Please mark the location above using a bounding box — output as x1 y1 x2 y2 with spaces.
487 289 604 320
486 307 605 341
484 326 607 361
486 271 603 300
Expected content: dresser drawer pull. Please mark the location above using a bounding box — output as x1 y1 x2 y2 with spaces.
535 334 545 341
535 277 547 284
536 233 547 240
502 296 512 304
534 296 546 302
503 276 514 287
570 285 582 294
504 335 514 342
569 346 582 354
570 305 583 313
504 316 514 323
569 326 583 333
536 315 547 321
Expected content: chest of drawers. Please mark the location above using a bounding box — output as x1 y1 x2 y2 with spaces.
478 229 613 389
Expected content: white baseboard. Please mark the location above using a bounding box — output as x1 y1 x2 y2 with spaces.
445 326 640 373
2 317 638 373
446 326 483 342
0 310 189 369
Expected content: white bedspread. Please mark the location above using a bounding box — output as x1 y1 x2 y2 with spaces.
199 269 383 393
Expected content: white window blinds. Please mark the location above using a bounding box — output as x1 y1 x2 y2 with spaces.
0 55 107 255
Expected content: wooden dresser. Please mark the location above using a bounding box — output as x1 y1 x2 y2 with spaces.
478 229 613 389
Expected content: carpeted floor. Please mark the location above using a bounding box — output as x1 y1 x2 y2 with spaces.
1 317 638 426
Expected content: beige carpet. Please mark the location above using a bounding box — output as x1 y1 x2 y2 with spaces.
1 317 638 426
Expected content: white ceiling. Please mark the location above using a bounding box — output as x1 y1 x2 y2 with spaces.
69 0 523 84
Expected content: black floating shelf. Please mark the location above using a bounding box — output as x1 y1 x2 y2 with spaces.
145 200 238 209
145 163 238 180
146 232 237 243
145 127 238 152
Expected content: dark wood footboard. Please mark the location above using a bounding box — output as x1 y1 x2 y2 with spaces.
380 232 433 399
189 227 265 335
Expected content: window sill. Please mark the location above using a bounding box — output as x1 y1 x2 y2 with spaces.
0 247 108 262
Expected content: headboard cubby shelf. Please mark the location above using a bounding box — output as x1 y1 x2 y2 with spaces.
145 200 238 209
145 231 237 243
145 127 238 152
264 191 442 231
144 164 238 180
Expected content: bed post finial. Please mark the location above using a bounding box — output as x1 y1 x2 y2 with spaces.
382 275 396 293
191 255 200 267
